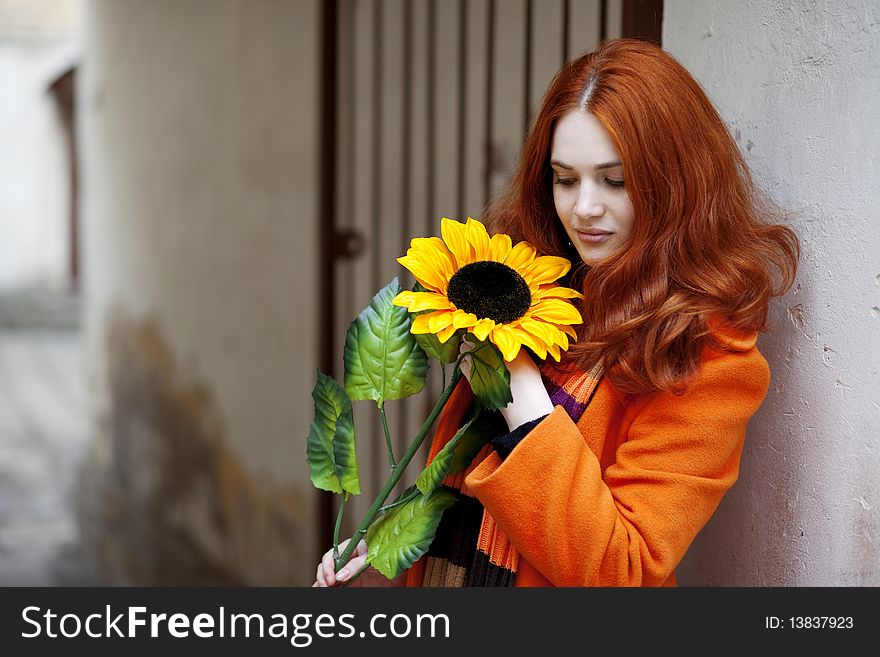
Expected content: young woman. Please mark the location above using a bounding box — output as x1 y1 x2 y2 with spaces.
315 38 798 587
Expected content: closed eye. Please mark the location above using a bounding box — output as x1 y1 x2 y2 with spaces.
553 176 577 187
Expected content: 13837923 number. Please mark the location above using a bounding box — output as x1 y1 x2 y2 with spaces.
789 616 853 629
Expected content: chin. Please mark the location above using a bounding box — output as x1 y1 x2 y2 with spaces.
577 250 611 267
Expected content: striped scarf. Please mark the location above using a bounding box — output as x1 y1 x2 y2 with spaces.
408 358 604 587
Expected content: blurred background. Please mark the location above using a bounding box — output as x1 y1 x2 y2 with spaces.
0 0 876 586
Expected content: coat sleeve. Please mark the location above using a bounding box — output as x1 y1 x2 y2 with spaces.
463 345 771 586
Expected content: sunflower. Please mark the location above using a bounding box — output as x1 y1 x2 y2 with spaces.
392 217 583 362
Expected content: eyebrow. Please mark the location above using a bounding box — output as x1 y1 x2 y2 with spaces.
550 159 622 170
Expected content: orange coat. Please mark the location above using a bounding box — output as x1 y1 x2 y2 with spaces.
408 322 770 587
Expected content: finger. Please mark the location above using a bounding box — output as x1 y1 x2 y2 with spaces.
325 538 353 559
336 554 367 583
316 563 327 587
320 538 357 587
355 539 368 557
326 537 351 561
459 341 476 373
321 550 339 587
462 358 472 376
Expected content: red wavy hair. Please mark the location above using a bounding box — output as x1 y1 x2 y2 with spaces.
485 39 799 395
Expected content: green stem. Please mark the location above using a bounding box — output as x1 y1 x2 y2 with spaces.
378 402 396 469
379 487 420 513
334 366 464 575
332 492 349 562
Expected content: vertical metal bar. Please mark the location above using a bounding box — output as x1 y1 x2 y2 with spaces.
398 0 414 456
341 3 355 533
370 0 384 500
483 0 495 206
621 0 664 44
317 0 339 559
426 0 437 237
344 2 356 323
523 0 533 138
371 0 383 295
423 0 438 425
562 0 570 64
401 0 413 277
456 0 468 220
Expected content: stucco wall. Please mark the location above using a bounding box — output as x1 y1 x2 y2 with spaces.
664 0 879 585
78 0 319 584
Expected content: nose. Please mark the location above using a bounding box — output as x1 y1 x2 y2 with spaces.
573 183 604 219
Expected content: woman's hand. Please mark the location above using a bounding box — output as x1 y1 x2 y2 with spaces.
313 538 405 587
460 341 554 431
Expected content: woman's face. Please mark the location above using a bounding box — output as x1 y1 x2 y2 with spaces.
551 110 635 267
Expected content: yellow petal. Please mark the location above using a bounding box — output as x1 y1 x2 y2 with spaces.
556 329 569 350
520 255 571 287
491 324 523 362
488 233 512 262
465 217 491 262
397 255 448 294
411 310 450 334
547 343 562 362
518 318 556 344
427 310 456 333
533 284 583 300
451 309 479 329
409 237 457 281
441 218 474 268
520 316 576 354
530 298 583 325
437 325 458 343
504 241 537 271
512 325 548 359
401 291 455 312
525 320 570 350
470 318 495 341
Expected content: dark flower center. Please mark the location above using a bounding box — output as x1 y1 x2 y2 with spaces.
447 261 532 324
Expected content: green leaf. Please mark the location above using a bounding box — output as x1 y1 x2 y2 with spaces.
415 412 481 495
465 337 512 410
411 282 462 364
344 278 429 404
415 448 454 496
306 370 360 495
414 330 462 365
365 489 458 579
449 409 507 474
332 408 359 495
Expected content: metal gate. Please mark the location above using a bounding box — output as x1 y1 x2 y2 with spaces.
318 0 662 548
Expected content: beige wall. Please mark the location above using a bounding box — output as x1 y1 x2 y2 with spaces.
78 0 319 584
665 0 880 585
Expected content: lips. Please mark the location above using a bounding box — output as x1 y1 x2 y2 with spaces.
575 228 613 244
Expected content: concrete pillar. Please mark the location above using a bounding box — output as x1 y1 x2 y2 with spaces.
77 0 319 584
664 0 879 585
